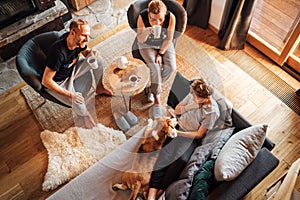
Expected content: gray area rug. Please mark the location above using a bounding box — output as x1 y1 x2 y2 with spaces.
21 85 74 133
20 27 235 133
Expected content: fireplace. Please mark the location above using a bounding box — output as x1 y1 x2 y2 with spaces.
0 0 69 60
0 0 57 30
0 0 37 29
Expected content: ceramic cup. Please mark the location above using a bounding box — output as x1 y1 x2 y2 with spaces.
152 25 161 39
87 56 98 69
129 75 139 86
118 56 129 69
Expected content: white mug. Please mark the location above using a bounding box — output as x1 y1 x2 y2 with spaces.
118 56 129 69
152 25 161 39
129 75 139 86
87 56 98 69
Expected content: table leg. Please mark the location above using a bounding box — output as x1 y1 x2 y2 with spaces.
122 95 128 111
122 94 131 111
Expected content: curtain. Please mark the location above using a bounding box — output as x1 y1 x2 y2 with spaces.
183 0 212 29
218 0 257 50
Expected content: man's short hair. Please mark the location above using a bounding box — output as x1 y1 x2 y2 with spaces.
69 19 89 31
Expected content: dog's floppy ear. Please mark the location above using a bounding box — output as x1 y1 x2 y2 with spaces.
166 117 177 138
166 118 172 125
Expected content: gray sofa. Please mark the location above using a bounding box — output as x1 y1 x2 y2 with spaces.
164 72 279 199
47 72 279 200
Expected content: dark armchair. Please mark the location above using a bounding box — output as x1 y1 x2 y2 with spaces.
127 0 187 62
16 31 92 107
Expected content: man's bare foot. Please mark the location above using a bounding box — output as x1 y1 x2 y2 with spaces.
84 112 97 129
74 111 97 129
96 83 113 96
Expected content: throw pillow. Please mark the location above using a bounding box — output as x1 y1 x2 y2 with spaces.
214 124 267 181
41 124 126 191
188 160 215 200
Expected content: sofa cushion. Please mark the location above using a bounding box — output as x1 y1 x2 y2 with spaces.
214 124 267 181
167 71 191 109
211 89 233 129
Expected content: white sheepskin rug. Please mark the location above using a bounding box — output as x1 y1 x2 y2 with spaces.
40 123 126 191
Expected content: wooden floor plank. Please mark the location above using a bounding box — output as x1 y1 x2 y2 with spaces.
0 183 26 200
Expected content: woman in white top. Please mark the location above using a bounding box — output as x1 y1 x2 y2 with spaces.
136 0 176 117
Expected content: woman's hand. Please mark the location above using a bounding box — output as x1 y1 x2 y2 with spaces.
137 25 152 43
155 54 163 66
139 27 152 39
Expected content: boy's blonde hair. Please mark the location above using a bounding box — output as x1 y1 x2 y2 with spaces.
191 78 213 98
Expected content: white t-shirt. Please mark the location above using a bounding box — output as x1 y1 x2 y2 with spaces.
178 93 220 132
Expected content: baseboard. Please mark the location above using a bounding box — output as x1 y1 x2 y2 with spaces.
281 64 300 82
208 23 219 34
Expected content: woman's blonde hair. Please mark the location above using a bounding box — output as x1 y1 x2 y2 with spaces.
148 0 167 14
191 78 213 98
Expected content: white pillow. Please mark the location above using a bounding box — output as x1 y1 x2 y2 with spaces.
214 124 267 181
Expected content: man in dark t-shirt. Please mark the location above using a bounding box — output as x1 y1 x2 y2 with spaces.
42 19 112 128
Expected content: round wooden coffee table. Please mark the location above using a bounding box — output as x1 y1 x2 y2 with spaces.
103 57 150 110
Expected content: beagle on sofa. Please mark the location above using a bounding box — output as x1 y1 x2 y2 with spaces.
112 117 177 200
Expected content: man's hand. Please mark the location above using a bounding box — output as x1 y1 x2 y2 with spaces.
72 92 85 104
82 48 99 57
90 49 99 57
